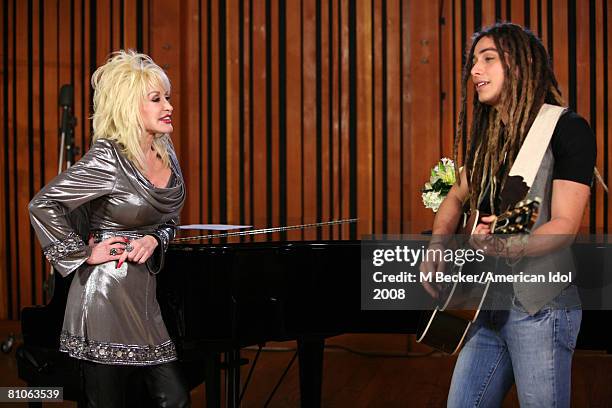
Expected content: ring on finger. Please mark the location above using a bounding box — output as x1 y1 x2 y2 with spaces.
125 243 134 253
109 248 119 256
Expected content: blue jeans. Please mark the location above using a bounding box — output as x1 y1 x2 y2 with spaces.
447 300 581 407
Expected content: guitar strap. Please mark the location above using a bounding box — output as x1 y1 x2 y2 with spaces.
499 103 566 210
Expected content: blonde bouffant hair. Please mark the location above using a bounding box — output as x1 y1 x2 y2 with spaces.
91 50 171 171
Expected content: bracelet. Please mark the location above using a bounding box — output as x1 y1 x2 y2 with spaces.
505 235 528 266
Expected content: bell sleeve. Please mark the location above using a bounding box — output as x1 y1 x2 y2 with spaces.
29 141 117 276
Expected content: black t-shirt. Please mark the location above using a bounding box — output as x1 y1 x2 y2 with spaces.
550 110 596 185
479 110 596 213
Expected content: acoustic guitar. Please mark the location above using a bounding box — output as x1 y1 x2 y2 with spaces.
416 199 540 354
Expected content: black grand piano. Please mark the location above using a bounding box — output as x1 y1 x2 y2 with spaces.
16 238 610 407
17 239 420 407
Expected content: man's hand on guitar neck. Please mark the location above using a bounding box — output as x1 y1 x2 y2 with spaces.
469 214 496 255
470 214 531 259
472 214 495 235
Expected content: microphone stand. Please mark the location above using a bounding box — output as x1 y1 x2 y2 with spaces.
58 84 77 173
3 86 79 353
47 85 78 300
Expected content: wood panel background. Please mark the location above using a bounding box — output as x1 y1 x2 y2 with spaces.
0 0 610 319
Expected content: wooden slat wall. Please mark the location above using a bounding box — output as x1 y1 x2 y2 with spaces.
159 0 441 242
0 0 148 319
1 0 611 319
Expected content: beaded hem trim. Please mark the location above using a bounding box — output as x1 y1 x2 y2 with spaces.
43 232 86 263
59 331 177 366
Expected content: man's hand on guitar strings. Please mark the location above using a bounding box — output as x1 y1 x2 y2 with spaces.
419 242 447 300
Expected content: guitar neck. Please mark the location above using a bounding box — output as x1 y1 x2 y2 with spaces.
491 201 539 235
462 199 540 235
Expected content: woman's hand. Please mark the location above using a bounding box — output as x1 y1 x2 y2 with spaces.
86 236 130 265
116 235 158 268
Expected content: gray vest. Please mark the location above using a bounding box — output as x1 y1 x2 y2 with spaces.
512 147 580 314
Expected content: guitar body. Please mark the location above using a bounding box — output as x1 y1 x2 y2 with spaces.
416 309 476 355
416 265 491 355
416 199 540 354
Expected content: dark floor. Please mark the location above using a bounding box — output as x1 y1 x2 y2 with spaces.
2 320 612 407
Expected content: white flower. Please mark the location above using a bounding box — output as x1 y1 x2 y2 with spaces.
422 190 443 213
422 157 456 213
440 157 454 166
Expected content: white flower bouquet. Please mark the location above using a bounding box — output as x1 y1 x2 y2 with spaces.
421 158 456 213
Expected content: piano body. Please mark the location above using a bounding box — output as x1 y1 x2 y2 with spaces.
17 240 419 407
16 239 610 407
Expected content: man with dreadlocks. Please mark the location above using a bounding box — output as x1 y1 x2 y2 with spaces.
420 23 596 407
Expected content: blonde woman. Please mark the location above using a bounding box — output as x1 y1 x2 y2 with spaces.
29 50 189 407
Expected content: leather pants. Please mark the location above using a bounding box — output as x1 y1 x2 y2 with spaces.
82 360 191 407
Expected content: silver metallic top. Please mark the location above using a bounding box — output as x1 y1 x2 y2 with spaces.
29 138 185 365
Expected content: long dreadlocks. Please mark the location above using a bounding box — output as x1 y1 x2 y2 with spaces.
453 23 564 214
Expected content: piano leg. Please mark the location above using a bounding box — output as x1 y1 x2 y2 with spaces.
204 349 243 408
224 350 241 408
297 337 324 408
205 352 221 408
